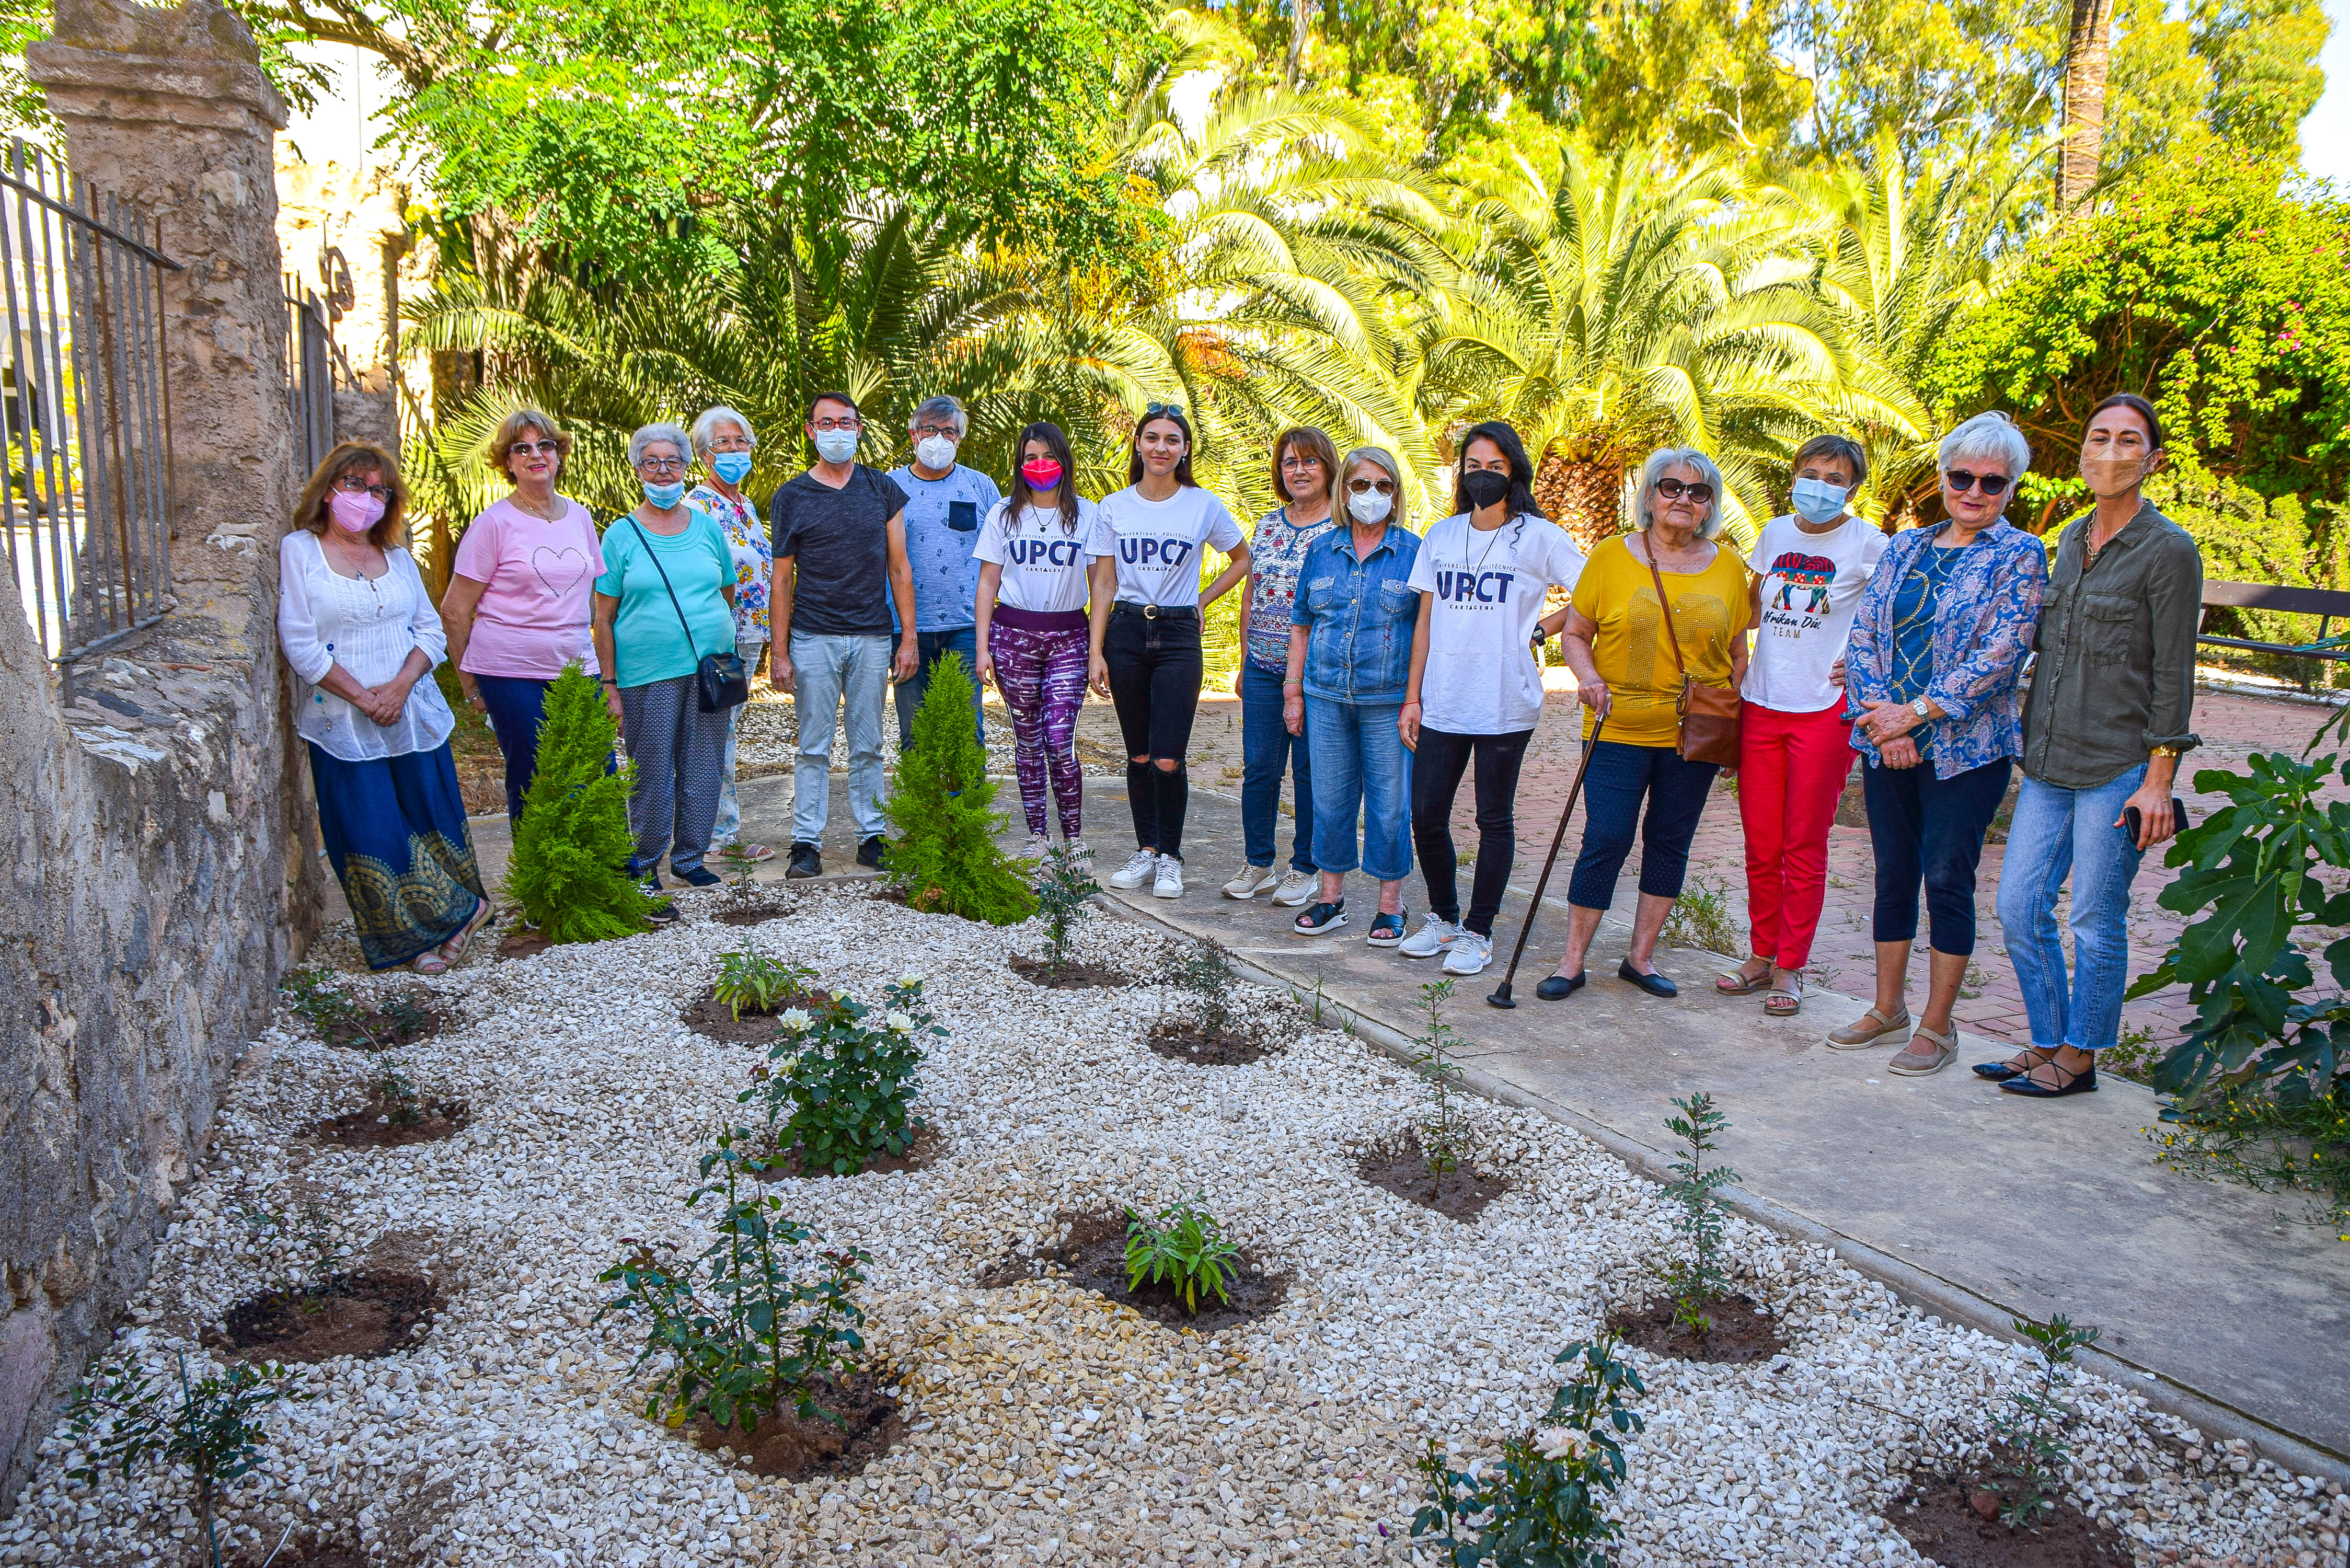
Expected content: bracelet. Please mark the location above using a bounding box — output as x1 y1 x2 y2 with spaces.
600 677 619 686
2149 744 2182 759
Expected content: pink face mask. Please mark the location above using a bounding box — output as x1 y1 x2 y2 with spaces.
328 487 386 534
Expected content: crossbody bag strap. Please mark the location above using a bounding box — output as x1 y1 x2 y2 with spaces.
630 520 704 662
1641 536 1691 685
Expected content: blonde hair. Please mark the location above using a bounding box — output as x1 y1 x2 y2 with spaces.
483 407 572 482
293 441 409 549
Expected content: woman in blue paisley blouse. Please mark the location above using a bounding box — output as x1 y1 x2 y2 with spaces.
1828 412 2048 1076
686 404 773 866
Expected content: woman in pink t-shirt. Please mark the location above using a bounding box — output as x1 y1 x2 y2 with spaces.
439 408 606 820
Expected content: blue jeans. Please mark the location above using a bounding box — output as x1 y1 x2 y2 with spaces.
1996 765 2147 1051
1241 659 1315 872
790 631 891 844
1305 696 1410 880
1863 755 2012 955
473 673 551 823
1566 741 1720 910
893 626 983 751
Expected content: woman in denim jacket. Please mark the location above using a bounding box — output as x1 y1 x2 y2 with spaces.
1280 446 1424 945
1829 412 2049 1075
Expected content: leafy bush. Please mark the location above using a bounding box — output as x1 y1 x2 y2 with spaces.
1657 874 1738 956
1657 1093 1741 1336
1161 938 1241 1043
713 948 816 1020
1034 843 1101 978
1412 1335 1647 1567
882 652 1036 924
503 662 659 942
1124 1193 1240 1315
598 1127 869 1433
2148 1078 2350 1239
1411 979 1469 1186
748 975 939 1174
1991 1314 2100 1529
67 1350 304 1568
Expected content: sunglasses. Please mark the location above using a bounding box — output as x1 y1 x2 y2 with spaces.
1142 401 1188 423
508 440 560 458
1346 478 1397 495
1944 469 2012 496
1655 477 1715 505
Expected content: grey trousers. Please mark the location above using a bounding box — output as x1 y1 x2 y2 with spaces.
618 673 730 877
790 630 890 844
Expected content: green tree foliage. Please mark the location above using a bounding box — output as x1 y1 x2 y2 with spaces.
502 663 658 941
882 653 1036 925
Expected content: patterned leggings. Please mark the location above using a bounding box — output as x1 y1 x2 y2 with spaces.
990 611 1090 839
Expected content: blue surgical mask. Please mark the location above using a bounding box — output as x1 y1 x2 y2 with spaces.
1791 477 1849 525
712 452 753 485
814 429 859 464
642 479 686 509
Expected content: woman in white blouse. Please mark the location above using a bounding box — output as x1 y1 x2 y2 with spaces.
278 442 492 972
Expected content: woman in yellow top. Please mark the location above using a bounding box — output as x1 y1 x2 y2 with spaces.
1538 446 1750 1000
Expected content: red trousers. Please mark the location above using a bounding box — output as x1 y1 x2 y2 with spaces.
1737 701 1854 970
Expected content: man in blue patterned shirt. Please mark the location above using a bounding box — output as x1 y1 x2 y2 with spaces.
889 395 1001 748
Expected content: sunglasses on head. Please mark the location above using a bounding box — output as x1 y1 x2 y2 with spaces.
1655 476 1714 505
1142 401 1188 424
1944 469 2012 496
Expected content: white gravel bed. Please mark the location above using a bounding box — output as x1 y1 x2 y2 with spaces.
4 887 2344 1567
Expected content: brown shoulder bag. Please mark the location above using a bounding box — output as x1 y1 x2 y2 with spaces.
1643 540 1742 767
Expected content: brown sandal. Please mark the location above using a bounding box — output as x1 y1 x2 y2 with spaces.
1715 965 1772 995
1764 981 1803 1017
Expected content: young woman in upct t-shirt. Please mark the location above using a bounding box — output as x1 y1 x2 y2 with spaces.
1085 405 1251 900
1715 433 1888 1016
974 421 1111 859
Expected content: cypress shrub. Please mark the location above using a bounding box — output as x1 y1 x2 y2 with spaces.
502 663 659 941
882 652 1036 924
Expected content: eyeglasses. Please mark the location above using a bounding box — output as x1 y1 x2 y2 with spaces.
1944 469 2012 496
508 440 560 458
1281 454 1324 471
336 475 391 502
810 416 861 433
1142 401 1188 423
637 456 687 474
1346 478 1397 495
1655 477 1715 505
706 434 753 452
912 423 961 440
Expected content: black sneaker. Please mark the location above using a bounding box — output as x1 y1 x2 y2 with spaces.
857 835 888 870
674 864 722 887
632 874 681 925
785 843 823 880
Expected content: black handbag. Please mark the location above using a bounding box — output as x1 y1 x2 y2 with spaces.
630 521 749 712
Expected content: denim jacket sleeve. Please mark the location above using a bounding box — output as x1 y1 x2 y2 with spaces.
1926 532 2047 725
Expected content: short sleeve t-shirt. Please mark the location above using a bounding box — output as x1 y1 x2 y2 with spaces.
975 498 1109 615
448 497 605 678
1243 506 1338 671
1570 534 1752 747
1404 513 1587 735
770 466 911 639
1095 486 1245 609
1743 513 1888 713
889 463 1003 632
593 510 737 688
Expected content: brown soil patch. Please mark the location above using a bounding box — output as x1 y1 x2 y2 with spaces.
715 901 796 927
307 1090 469 1148
496 926 554 961
682 986 834 1047
977 1210 1287 1332
687 1368 906 1479
1607 1292 1786 1364
752 1123 945 1181
229 1539 371 1567
1891 1473 2136 1567
1356 1131 1514 1221
1145 1015 1288 1066
218 1271 441 1364
1009 953 1129 989
305 991 449 1052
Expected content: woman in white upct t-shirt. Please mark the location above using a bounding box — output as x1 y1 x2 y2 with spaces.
1085 405 1251 898
1715 432 1888 1016
1396 421 1586 978
974 421 1112 857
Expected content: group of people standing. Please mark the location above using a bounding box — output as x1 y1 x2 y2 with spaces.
274 384 2199 1101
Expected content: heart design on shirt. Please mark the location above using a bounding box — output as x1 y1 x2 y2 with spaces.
531 546 589 599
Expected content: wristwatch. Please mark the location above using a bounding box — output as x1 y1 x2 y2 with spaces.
1910 697 1930 720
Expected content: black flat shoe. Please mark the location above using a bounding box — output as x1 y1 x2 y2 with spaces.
857 835 888 870
1535 971 1586 1000
2000 1062 2098 1098
1617 960 1677 998
1973 1048 2052 1082
674 865 722 887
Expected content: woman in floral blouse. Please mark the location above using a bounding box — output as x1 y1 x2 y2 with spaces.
688 404 773 864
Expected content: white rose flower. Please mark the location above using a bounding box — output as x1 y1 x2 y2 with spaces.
885 1010 916 1034
1535 1426 1585 1462
778 1009 812 1032
896 972 925 989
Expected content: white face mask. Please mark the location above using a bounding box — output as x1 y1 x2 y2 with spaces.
914 434 958 471
1791 477 1850 525
813 429 860 464
1347 488 1394 525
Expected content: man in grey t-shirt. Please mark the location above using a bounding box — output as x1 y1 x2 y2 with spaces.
769 389 917 878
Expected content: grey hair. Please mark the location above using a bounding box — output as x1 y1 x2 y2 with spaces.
909 395 969 437
1633 446 1727 539
1341 446 1407 526
628 422 693 469
689 405 756 455
1938 412 2032 481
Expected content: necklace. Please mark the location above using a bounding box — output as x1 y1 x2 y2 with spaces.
511 490 561 523
1462 514 1511 575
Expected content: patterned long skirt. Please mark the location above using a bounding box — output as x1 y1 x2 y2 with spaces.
307 740 486 970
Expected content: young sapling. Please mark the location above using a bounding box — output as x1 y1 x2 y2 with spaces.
712 948 816 1020
1992 1313 2101 1528
1410 978 1469 1189
1657 1092 1740 1335
1034 844 1101 979
1161 939 1241 1044
1123 1193 1241 1315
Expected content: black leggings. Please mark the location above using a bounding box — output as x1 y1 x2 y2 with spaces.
1104 607 1203 858
1410 725 1533 937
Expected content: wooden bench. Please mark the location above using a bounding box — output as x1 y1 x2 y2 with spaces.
2197 581 2350 663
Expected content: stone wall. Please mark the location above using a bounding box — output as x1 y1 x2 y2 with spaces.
274 152 413 452
1 0 321 1505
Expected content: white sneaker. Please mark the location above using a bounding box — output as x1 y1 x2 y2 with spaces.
1022 834 1051 863
1107 850 1159 890
1223 863 1278 900
1068 839 1095 869
1270 869 1316 907
1151 855 1186 898
1398 914 1462 960
1442 930 1494 976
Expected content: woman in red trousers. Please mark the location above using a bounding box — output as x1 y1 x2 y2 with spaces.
1717 434 1886 1015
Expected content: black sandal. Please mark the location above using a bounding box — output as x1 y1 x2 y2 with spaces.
1999 1058 2098 1098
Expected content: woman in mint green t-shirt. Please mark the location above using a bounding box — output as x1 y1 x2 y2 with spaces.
591 423 738 892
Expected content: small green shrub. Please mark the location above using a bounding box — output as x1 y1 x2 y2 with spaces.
281 968 364 1036
598 1127 869 1433
1657 1092 1741 1336
503 662 659 942
1412 1335 1647 1567
713 948 816 1020
1657 874 1738 956
1991 1313 2100 1529
1411 979 1469 1188
882 652 1036 924
1162 938 1241 1043
748 976 939 1174
376 1063 423 1128
1124 1193 1240 1315
1035 844 1102 978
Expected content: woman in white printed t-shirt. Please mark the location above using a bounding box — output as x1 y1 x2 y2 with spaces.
1715 432 1887 1016
1396 421 1587 977
1085 403 1252 900
975 421 1112 863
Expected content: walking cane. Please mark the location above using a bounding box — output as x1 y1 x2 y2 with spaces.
1488 712 1606 1009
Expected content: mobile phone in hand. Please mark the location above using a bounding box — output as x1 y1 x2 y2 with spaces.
2124 797 2192 846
